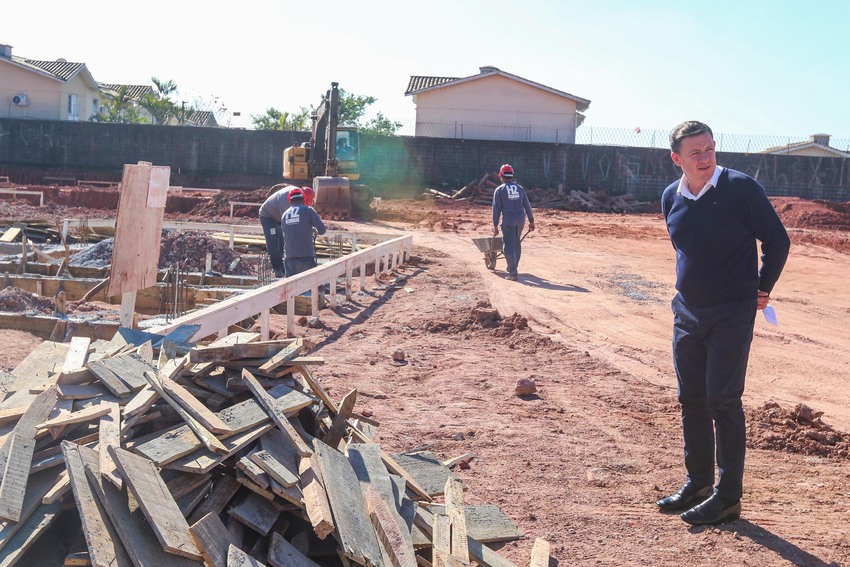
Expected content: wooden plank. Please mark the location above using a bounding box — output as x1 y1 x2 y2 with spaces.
228 491 281 536
529 539 550 567
62 337 91 372
86 359 132 397
40 469 70 505
109 446 202 560
178 479 213 518
227 544 267 567
58 384 109 400
444 478 469 563
188 473 241 525
122 384 158 420
36 403 111 431
419 505 522 544
0 386 59 523
324 388 357 449
313 440 384 567
259 428 301 485
165 422 274 474
0 468 63 552
250 450 298 488
257 340 303 373
61 442 133 567
189 511 237 567
132 383 307 466
99 353 155 391
82 450 201 567
98 402 122 489
165 471 213 500
0 407 26 426
238 456 271 489
143 370 228 455
389 451 455 498
0 501 63 567
242 370 311 457
188 339 297 363
0 228 20 243
348 443 415 554
432 514 451 567
298 455 334 540
189 332 260 376
268 531 322 567
366 487 417 567
413 507 518 567
161 375 233 434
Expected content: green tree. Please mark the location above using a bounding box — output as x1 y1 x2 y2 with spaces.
251 107 310 130
91 86 148 124
335 89 375 126
361 111 403 136
140 77 179 125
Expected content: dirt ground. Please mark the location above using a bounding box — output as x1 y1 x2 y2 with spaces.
2 194 849 566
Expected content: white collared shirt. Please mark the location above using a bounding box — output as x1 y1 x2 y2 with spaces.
677 166 724 201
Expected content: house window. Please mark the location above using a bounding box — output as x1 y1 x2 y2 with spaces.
92 98 99 113
68 94 80 121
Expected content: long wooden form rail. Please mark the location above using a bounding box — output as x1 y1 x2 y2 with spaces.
149 233 412 342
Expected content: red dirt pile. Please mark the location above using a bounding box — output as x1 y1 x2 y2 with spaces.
188 187 271 218
159 230 253 275
0 287 56 314
747 401 850 459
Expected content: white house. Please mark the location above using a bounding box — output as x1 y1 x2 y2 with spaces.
764 134 850 158
405 66 590 143
0 43 102 121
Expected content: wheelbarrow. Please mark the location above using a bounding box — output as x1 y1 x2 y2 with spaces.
472 230 530 270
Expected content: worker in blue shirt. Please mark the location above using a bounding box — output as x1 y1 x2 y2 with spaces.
281 187 327 277
492 164 535 281
656 121 790 526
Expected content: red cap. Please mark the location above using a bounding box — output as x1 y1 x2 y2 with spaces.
287 188 304 202
301 186 315 206
499 164 514 178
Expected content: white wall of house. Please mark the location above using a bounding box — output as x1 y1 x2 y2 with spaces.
1 61 101 121
770 146 847 158
413 74 580 143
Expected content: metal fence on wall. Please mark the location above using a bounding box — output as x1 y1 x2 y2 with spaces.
402 120 850 155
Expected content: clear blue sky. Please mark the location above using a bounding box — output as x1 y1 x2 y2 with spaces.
3 0 849 139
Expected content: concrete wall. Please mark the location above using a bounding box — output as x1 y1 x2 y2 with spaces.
1 118 849 202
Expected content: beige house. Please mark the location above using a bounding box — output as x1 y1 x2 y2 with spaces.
764 134 849 158
0 43 102 121
405 66 590 143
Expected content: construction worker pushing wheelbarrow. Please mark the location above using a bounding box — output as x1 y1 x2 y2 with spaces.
483 164 535 281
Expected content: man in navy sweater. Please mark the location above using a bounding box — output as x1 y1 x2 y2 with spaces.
281 188 327 277
656 121 790 525
492 164 535 281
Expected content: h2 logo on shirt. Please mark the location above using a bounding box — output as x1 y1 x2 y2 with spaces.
506 183 520 200
284 208 301 225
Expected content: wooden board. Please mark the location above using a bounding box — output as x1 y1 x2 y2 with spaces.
189 511 237 567
413 507 518 567
0 386 59 523
187 473 241 525
0 467 63 553
268 531 322 567
323 389 357 449
366 487 417 567
258 428 301 486
161 375 232 434
107 162 169 297
416 505 522 544
444 478 469 563
99 352 156 391
228 491 282 536
62 336 91 372
227 544 266 567
98 402 122 488
313 440 384 567
82 452 202 567
132 383 310 466
165 422 273 474
188 339 296 363
109 446 202 560
241 370 311 458
61 442 134 567
298 455 334 540
0 501 62 567
86 359 132 398
529 538 550 567
389 452 457 498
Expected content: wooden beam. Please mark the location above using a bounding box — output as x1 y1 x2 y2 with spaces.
298 455 334 540
444 478 469 564
160 375 233 434
366 487 417 567
257 340 304 373
268 531 322 567
227 544 266 567
241 370 311 457
323 388 357 449
62 336 91 372
98 402 122 489
35 403 111 431
109 446 202 560
529 539 550 567
189 511 238 567
228 491 282 536
187 473 241 525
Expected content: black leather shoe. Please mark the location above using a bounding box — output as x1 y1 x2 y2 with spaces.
656 483 713 512
680 493 741 525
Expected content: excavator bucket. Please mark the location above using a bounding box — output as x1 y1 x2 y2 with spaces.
313 176 352 217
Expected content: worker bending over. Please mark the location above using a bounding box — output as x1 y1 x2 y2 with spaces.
259 185 315 277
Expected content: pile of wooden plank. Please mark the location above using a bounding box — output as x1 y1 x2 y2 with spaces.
0 330 541 567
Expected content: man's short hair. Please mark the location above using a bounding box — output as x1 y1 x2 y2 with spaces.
670 121 714 153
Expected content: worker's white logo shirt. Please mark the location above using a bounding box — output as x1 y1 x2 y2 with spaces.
284 208 301 225
506 184 520 200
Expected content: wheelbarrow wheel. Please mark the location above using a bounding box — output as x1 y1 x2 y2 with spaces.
485 251 497 270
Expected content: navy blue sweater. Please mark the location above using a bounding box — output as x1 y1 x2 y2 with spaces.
282 204 327 258
661 168 790 308
492 182 534 227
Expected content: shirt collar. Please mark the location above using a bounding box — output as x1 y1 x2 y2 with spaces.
678 166 723 201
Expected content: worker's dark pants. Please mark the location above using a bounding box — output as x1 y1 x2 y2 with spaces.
672 294 757 502
260 214 284 275
501 225 523 276
284 256 316 278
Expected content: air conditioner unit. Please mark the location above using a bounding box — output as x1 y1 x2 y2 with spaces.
12 94 29 107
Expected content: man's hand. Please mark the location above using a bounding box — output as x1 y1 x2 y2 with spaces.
529 222 536 232
493 226 499 237
757 290 770 310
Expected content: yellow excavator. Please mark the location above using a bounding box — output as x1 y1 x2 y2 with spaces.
282 82 367 217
